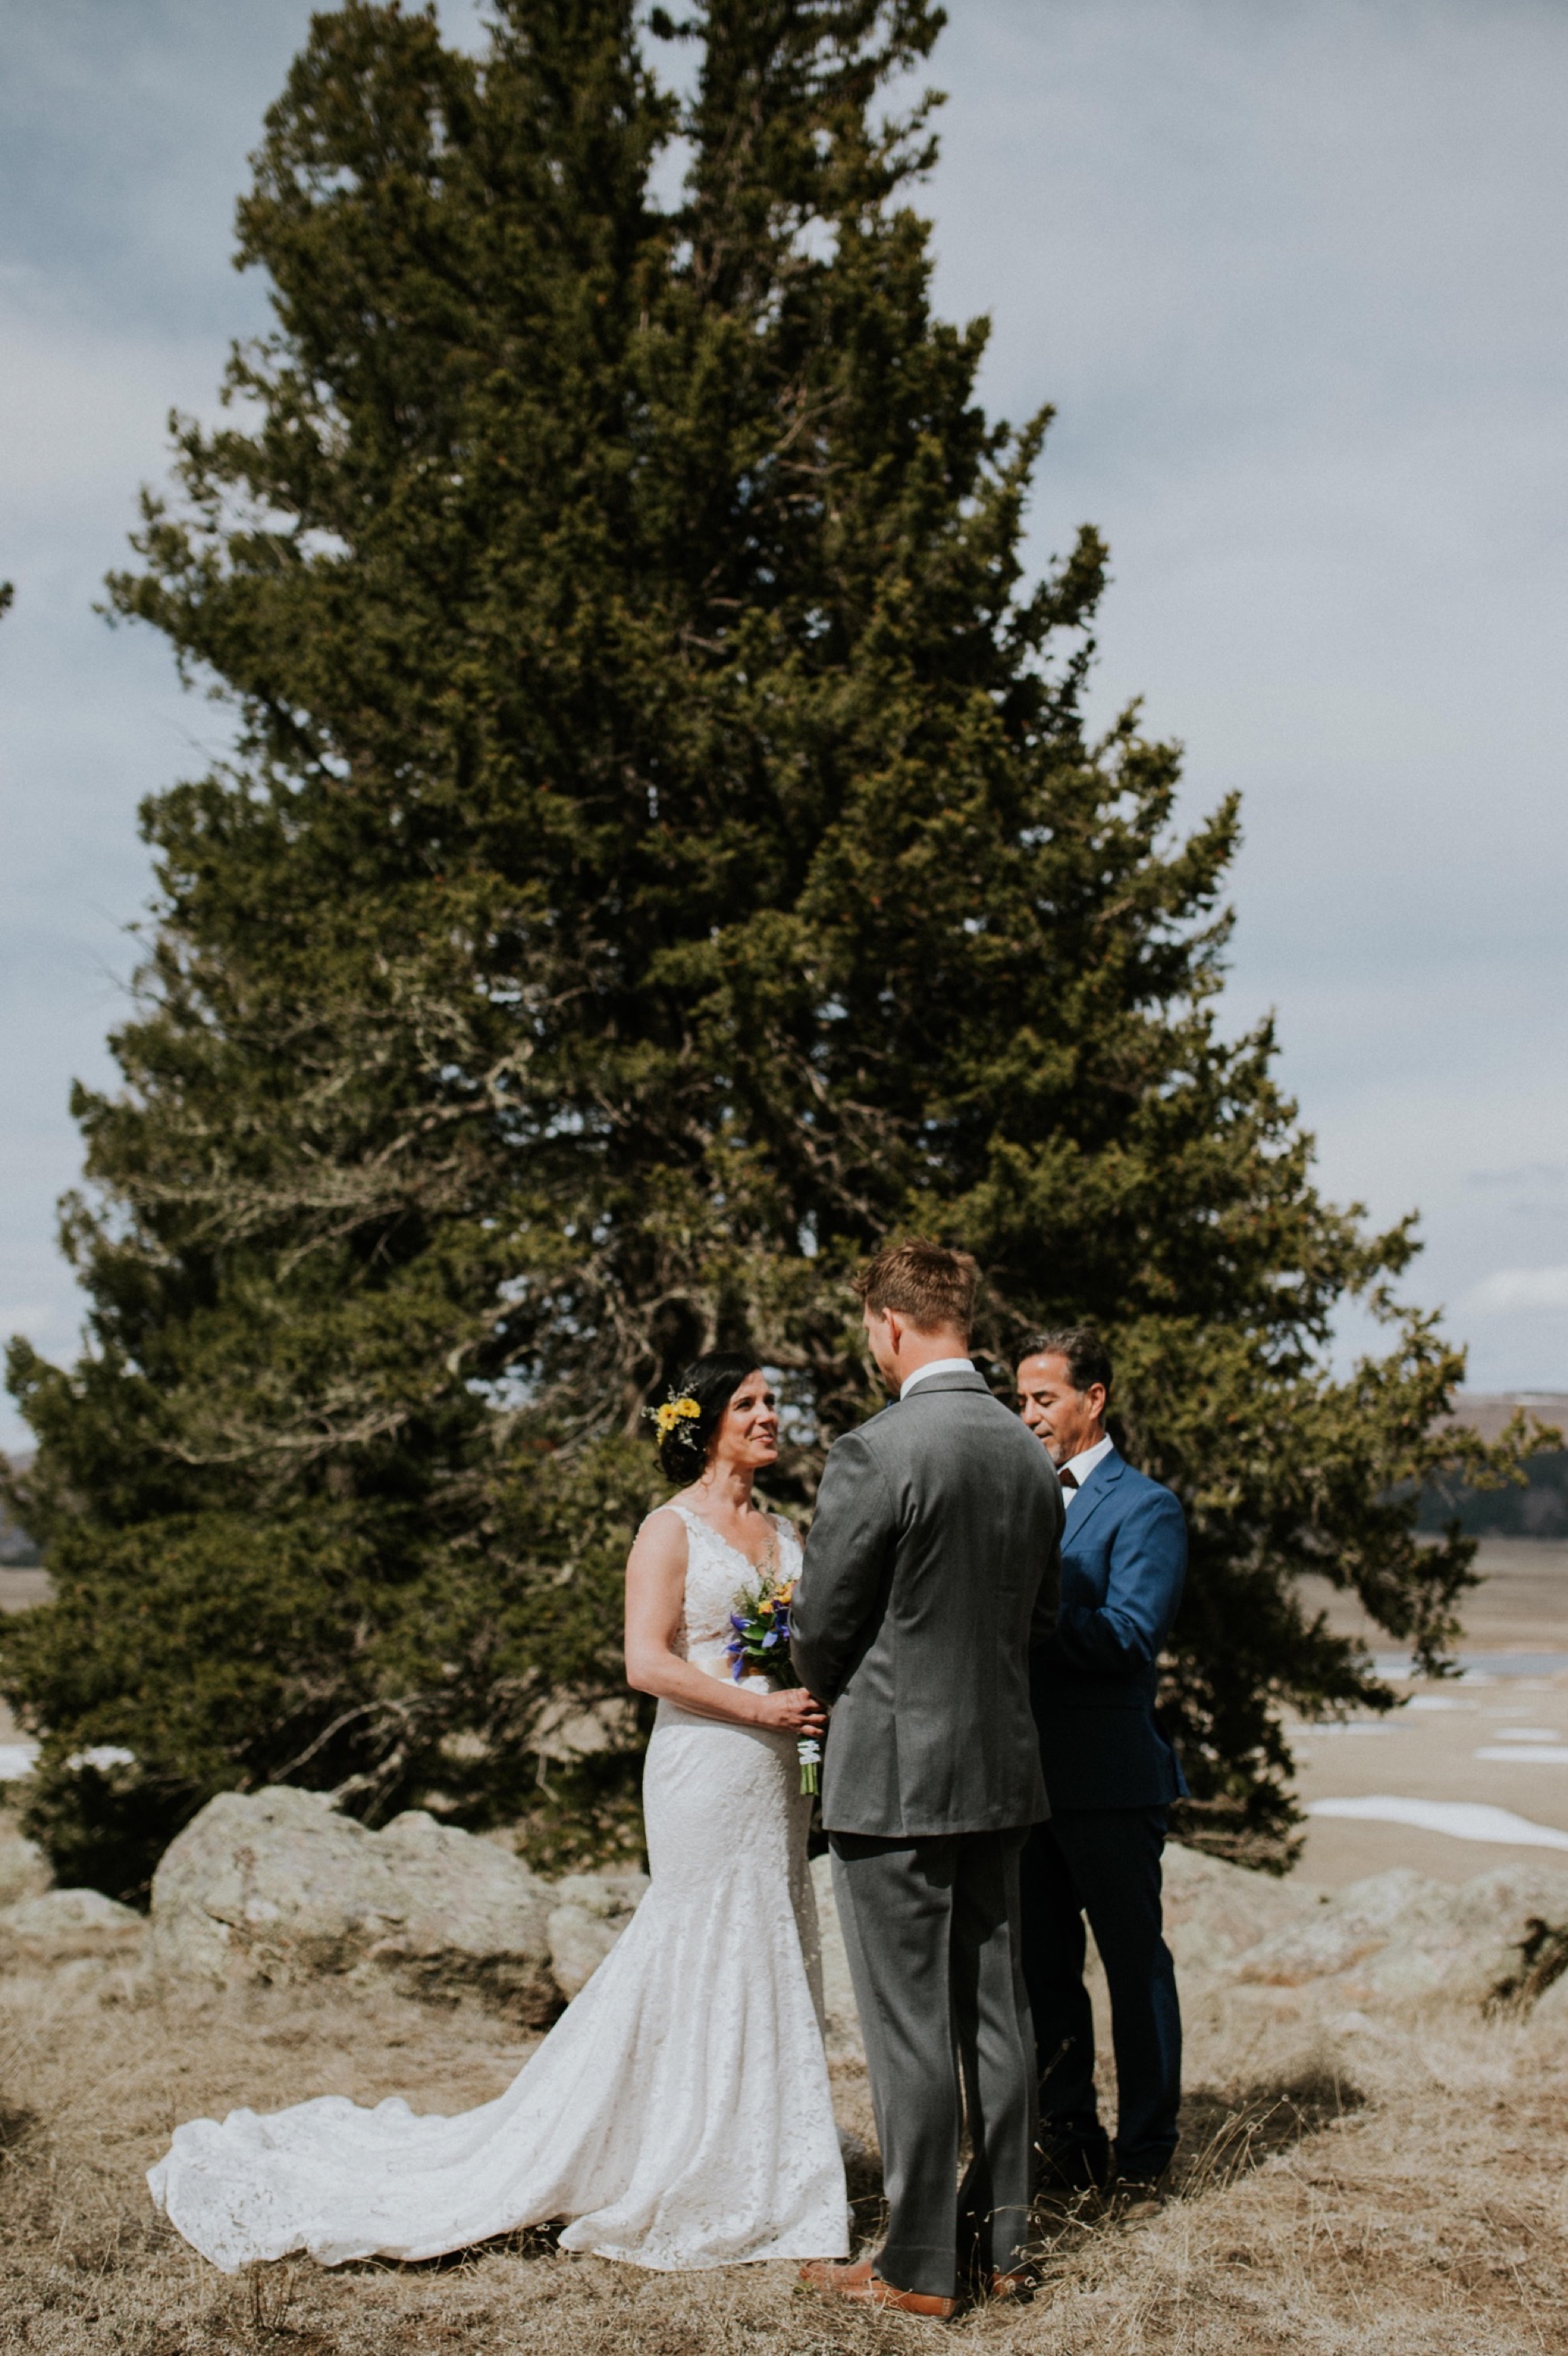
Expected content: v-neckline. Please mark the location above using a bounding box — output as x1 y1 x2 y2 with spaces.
673 1501 783 1581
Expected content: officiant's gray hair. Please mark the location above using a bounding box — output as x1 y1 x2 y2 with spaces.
1015 1327 1113 1403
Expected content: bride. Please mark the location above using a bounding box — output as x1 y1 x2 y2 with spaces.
149 1355 848 2274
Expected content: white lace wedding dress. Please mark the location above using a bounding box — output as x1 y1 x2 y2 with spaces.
148 1506 848 2273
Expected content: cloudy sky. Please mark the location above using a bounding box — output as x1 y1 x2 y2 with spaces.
2 0 1565 1450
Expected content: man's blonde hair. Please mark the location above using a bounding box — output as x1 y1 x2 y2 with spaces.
852 1238 978 1341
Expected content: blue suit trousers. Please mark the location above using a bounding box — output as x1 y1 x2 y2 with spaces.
1020 1806 1181 2183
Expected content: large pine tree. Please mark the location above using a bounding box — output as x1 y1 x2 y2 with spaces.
2 0 1524 1897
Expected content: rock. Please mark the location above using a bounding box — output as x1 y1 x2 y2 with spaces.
1236 1869 1453 1988
0 1886 143 1958
810 1852 865 2066
545 1871 650 1998
1163 1854 1568 2015
0 1820 51 1908
1361 1864 1568 2009
1161 1842 1323 1975
146 1787 558 2022
1523 1952 1568 2021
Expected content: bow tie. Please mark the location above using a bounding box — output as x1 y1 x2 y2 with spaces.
1058 1466 1079 1490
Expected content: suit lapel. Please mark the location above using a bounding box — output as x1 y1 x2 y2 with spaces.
1064 1449 1123 1544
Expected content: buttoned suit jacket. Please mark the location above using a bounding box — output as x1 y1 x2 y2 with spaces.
790 1370 1063 1838
1029 1445 1188 1810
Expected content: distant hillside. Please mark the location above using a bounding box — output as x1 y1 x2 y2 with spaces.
1420 1394 1568 1537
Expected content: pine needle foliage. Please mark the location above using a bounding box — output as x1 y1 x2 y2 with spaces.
1 0 1532 1897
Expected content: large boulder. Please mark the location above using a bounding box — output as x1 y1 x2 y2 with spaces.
1359 1864 1568 2009
545 1871 650 1998
1161 1841 1325 1974
0 1886 144 1961
1165 1851 1568 2015
146 1788 558 2022
1234 1868 1454 1988
534 1845 1568 2029
530 1843 1568 2032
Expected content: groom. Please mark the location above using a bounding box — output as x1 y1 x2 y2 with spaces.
792 1240 1063 2317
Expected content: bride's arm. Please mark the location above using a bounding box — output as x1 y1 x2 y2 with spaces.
623 1512 826 1736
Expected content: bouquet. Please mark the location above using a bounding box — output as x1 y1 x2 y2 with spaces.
726 1572 822 1797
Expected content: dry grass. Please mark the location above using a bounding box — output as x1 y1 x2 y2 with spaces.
3 1951 1567 2356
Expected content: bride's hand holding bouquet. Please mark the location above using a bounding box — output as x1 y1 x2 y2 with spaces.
727 1576 827 1792
755 1686 827 1738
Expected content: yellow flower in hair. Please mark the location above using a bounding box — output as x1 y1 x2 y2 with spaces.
652 1395 702 1438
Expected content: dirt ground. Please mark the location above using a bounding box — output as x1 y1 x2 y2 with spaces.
4 1948 1568 2356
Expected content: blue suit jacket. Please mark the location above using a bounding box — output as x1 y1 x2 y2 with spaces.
1030 1447 1188 1810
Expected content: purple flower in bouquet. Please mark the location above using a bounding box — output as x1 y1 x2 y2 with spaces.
725 1570 818 1795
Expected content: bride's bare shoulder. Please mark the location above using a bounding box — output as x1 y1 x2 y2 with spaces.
627 1502 689 1576
642 1490 702 1529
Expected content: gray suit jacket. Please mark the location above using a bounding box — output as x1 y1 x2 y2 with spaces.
791 1370 1063 1838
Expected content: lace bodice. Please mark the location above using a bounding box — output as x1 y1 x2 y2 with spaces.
659 1502 803 1674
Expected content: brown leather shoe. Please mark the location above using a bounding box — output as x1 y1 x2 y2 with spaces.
798 2257 959 2320
989 2267 1036 2301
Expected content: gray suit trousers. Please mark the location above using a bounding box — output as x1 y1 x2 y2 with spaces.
830 1826 1036 2297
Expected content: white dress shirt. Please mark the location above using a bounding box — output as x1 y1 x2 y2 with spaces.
1059 1432 1114 1503
899 1356 976 1399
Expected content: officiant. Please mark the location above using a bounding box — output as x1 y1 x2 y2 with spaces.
1014 1328 1187 2198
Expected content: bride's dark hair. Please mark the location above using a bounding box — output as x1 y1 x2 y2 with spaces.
652 1353 760 1483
